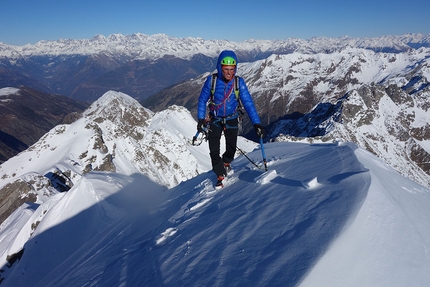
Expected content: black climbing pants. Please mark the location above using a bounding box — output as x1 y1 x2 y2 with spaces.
208 118 238 176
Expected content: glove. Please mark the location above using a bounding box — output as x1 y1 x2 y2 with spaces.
254 124 265 138
197 119 206 133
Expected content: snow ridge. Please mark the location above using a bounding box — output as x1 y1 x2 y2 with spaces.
2 141 430 286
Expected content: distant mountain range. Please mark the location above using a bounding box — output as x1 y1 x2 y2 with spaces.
1 33 429 102
2 33 430 58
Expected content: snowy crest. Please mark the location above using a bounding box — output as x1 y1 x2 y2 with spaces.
0 91 220 228
1 142 430 286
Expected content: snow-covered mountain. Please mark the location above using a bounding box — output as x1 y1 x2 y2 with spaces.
1 138 430 286
256 48 430 187
1 33 430 102
0 91 255 224
237 47 430 117
143 47 430 187
1 33 430 59
1 33 429 188
146 46 430 126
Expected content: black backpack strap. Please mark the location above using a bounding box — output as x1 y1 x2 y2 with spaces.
234 76 243 108
210 73 217 98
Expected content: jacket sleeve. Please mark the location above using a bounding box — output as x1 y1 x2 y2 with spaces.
238 77 261 125
197 76 212 120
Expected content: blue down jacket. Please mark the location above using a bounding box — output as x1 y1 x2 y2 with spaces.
197 50 261 125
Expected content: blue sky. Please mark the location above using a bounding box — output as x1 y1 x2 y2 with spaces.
1 0 429 45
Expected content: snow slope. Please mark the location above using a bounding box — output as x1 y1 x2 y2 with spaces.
1 141 429 286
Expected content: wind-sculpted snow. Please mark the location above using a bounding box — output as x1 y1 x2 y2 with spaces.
150 143 369 286
3 142 429 286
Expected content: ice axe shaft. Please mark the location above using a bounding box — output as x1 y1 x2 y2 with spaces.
259 137 268 171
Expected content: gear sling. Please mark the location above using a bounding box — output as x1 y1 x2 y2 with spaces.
208 73 243 129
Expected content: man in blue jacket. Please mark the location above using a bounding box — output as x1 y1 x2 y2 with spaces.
197 50 264 188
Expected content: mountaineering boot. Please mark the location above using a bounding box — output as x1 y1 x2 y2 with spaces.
224 162 232 174
215 175 224 189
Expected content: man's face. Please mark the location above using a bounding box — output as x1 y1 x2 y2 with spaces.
221 65 236 81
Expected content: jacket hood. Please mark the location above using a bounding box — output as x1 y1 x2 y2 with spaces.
216 50 238 76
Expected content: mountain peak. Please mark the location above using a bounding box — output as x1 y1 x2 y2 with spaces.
84 91 153 129
0 90 228 209
88 90 143 109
